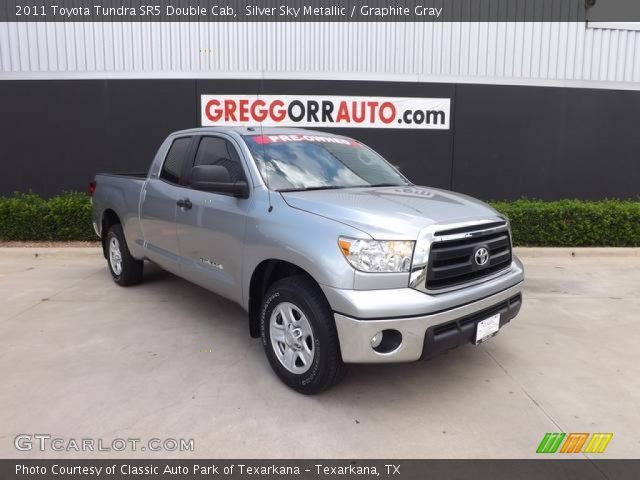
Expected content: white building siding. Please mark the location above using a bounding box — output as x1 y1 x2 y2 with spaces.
1 21 639 89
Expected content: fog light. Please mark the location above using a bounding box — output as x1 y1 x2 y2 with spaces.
371 331 383 348
372 329 403 354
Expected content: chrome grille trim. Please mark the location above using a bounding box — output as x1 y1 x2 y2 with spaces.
409 218 513 295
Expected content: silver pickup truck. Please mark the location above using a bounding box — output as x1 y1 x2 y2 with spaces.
91 127 524 394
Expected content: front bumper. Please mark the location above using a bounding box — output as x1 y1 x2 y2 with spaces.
333 281 523 363
323 257 524 319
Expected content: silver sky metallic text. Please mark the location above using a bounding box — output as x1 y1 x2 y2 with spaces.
245 5 347 18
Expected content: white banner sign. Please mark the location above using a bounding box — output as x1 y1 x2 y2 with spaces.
201 95 450 129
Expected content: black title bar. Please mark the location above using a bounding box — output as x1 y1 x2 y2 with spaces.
3 0 640 22
3 460 640 480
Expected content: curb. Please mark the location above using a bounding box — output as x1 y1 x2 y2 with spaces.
514 247 640 258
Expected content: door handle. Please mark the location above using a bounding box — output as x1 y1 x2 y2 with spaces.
177 198 192 210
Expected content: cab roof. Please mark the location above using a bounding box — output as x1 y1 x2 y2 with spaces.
171 126 349 139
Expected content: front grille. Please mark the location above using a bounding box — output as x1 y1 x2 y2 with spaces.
426 226 512 291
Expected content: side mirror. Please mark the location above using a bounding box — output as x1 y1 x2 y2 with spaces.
189 165 250 199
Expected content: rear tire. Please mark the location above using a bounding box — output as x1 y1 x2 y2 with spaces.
260 275 347 394
105 224 143 286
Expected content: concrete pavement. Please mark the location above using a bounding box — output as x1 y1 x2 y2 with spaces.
0 247 638 458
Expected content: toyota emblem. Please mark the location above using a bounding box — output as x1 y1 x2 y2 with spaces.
474 247 490 266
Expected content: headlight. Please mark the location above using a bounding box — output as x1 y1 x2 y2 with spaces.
338 237 414 273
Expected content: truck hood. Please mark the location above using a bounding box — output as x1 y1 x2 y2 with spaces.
281 185 502 239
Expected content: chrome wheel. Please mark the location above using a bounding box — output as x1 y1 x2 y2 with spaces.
269 302 315 374
108 237 123 276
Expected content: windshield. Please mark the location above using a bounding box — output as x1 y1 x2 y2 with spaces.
243 134 409 192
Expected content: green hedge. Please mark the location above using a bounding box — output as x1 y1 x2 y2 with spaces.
0 192 95 241
0 193 638 246
490 199 640 247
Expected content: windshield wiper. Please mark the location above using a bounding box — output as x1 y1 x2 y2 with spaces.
367 183 409 187
279 186 355 192
280 183 409 192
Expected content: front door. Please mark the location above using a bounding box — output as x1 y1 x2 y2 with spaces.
175 135 252 303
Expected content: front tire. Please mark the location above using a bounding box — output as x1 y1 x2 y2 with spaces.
105 224 144 286
260 275 346 394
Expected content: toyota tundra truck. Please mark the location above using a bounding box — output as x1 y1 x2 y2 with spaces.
91 127 524 394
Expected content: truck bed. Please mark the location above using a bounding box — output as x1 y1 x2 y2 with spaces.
92 172 147 246
96 172 148 179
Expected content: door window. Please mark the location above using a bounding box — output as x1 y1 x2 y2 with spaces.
193 137 246 183
160 137 192 184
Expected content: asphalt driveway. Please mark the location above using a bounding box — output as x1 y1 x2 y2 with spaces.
0 247 638 458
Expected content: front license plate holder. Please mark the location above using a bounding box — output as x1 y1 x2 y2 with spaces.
475 313 501 344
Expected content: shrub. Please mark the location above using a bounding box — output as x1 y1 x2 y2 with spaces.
0 192 94 241
0 193 638 246
489 199 640 247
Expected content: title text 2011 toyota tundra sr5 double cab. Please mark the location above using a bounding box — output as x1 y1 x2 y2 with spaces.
91 127 524 394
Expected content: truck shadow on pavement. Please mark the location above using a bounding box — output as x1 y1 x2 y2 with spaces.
136 262 498 400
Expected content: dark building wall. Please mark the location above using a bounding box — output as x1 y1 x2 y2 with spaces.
0 79 638 200
452 84 640 200
0 80 195 198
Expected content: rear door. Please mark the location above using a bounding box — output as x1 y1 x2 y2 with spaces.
175 134 252 303
140 135 195 276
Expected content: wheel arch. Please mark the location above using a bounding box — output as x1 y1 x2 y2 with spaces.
248 259 323 338
101 209 121 259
